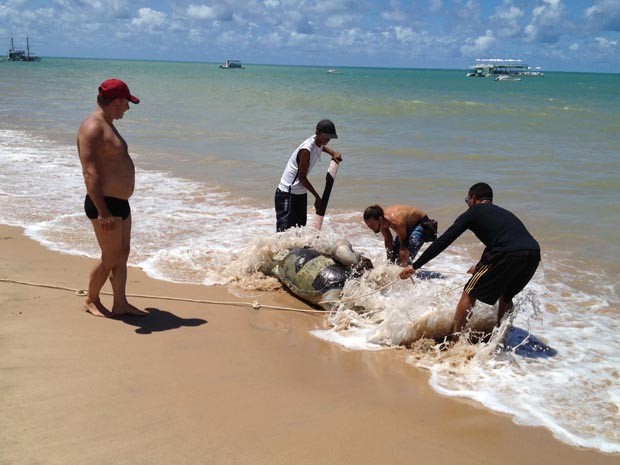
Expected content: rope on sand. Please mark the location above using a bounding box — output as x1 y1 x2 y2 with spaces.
0 277 395 315
0 277 326 314
1 272 466 314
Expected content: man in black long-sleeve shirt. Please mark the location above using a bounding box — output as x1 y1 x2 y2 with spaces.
400 183 540 342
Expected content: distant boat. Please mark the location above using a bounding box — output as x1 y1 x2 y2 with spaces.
326 69 343 74
494 74 521 81
219 60 244 69
4 37 40 62
466 58 542 78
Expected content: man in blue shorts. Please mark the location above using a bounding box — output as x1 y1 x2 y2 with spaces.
363 204 434 266
400 183 540 342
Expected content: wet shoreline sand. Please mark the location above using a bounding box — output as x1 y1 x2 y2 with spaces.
1 224 617 465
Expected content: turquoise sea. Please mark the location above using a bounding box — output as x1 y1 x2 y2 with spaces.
1 58 619 453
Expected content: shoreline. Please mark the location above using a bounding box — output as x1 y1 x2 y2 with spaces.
1 224 618 465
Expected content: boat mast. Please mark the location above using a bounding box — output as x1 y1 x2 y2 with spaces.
27 37 30 60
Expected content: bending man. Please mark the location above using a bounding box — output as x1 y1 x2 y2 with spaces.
400 183 540 341
363 204 431 265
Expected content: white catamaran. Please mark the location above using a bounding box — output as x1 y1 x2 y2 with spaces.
466 58 543 78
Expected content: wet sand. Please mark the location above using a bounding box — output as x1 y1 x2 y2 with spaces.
1 224 617 465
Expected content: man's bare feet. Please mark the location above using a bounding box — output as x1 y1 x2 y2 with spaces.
84 299 111 318
110 303 148 317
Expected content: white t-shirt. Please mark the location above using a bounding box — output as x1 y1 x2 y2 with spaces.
277 135 322 194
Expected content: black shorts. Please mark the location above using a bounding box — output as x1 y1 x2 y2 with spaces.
465 250 540 305
84 195 131 220
275 188 307 232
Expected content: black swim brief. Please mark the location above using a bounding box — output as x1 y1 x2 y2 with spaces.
84 195 131 220
464 250 540 305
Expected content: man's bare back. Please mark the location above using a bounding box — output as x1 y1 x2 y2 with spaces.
381 205 426 232
364 204 428 265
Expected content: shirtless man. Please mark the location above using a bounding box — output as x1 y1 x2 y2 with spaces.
363 204 430 265
77 78 146 318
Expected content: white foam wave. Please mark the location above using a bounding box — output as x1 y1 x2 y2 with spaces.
416 276 620 453
229 231 620 452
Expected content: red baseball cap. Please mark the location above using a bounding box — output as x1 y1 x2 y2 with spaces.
98 78 140 104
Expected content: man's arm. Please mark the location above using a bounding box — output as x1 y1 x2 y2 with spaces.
78 120 114 230
322 145 342 163
412 211 471 270
380 226 394 261
297 149 322 211
401 211 472 279
391 220 411 265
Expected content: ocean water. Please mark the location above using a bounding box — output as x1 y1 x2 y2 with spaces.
1 58 618 453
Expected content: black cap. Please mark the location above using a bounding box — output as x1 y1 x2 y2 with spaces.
316 119 338 139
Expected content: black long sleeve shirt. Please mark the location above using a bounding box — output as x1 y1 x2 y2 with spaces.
412 203 540 270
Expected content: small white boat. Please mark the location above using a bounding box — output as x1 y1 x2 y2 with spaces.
326 68 343 74
219 60 244 69
495 74 521 81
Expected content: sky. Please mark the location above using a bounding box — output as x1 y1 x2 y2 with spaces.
1 0 619 72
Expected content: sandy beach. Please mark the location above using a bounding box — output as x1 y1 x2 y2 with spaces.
0 224 617 465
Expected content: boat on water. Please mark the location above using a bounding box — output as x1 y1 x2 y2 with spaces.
466 58 542 78
495 74 521 81
4 37 40 62
219 59 244 69
326 68 343 74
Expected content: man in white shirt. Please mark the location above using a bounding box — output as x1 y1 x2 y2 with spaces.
275 119 342 231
